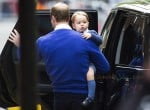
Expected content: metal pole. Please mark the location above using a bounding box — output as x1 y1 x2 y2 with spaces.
18 0 37 110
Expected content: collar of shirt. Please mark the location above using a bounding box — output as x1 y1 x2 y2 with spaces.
54 24 72 30
81 29 89 33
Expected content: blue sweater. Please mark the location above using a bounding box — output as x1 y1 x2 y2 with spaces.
36 29 110 94
88 30 102 46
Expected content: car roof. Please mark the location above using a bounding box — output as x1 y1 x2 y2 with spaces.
113 0 150 14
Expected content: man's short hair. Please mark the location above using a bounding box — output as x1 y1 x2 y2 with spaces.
51 2 70 22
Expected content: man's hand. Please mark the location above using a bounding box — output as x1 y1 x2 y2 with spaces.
8 29 20 47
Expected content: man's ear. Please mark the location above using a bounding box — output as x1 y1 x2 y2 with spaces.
51 15 55 22
51 15 56 28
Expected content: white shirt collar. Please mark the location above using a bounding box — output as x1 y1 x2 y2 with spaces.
84 29 89 32
55 24 72 30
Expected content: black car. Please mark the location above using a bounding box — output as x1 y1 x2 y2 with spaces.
100 0 150 110
2 1 150 110
0 9 98 110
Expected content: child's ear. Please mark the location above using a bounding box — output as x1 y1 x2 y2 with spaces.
72 23 75 29
87 21 89 27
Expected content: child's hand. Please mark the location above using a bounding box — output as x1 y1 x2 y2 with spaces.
8 29 20 47
82 32 91 39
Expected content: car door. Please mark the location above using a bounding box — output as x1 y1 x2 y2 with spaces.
101 9 147 110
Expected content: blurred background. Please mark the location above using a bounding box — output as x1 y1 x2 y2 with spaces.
0 0 126 43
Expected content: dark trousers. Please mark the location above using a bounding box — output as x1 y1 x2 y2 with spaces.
53 92 94 110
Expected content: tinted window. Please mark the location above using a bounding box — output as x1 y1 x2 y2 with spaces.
103 10 145 67
101 11 116 49
115 14 145 66
102 10 127 66
37 14 53 36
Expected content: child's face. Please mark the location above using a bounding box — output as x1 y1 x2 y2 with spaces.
72 15 89 33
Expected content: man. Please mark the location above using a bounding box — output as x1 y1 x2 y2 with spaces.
9 2 110 110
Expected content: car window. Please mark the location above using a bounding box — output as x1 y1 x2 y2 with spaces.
102 10 127 66
101 11 116 50
37 14 53 36
103 10 145 68
115 13 145 67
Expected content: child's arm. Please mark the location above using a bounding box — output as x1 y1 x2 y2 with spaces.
82 30 102 46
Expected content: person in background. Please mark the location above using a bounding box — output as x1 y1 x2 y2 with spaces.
36 0 48 10
71 11 103 107
8 2 110 110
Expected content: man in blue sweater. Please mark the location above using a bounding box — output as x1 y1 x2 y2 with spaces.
9 2 110 110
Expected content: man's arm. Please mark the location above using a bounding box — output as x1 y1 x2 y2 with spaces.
87 40 110 74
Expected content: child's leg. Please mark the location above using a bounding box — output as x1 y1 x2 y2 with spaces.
86 65 96 100
81 65 96 106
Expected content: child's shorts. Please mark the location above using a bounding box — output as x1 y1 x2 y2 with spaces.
89 63 96 73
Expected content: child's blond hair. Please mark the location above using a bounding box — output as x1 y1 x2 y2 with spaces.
71 11 89 23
